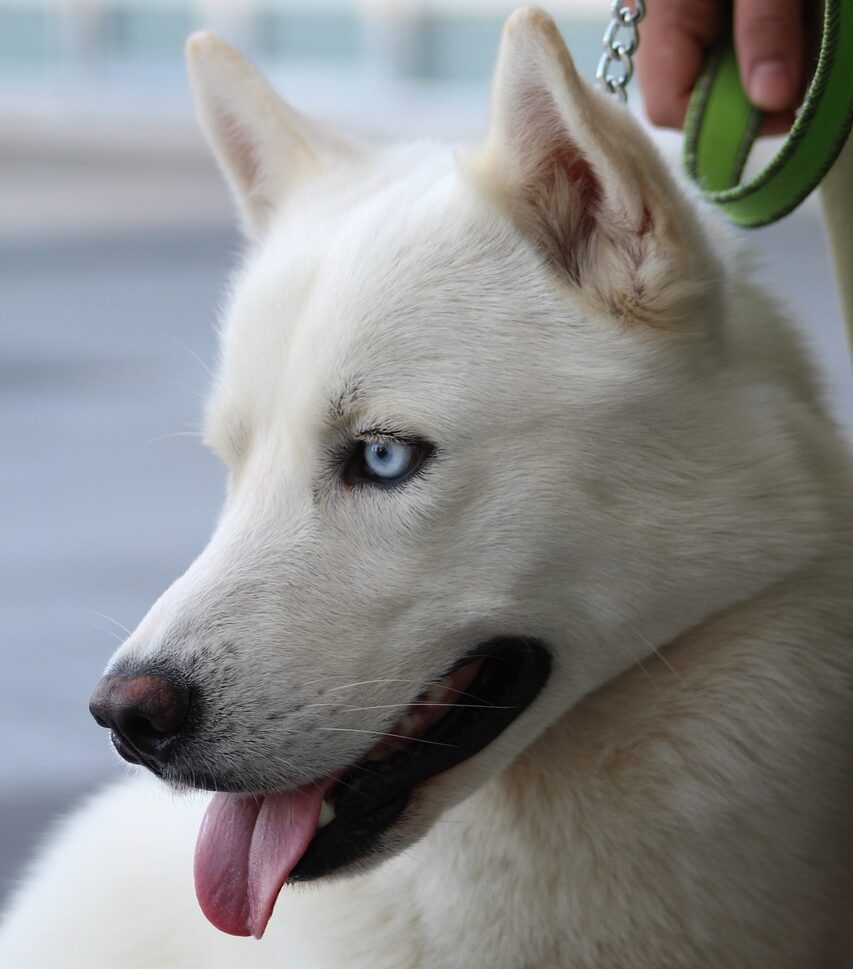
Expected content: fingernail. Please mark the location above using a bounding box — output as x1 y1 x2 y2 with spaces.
748 61 792 111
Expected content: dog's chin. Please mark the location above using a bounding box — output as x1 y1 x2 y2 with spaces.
167 637 552 888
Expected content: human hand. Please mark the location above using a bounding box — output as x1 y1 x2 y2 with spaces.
636 0 807 134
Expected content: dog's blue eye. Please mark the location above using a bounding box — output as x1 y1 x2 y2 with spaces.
362 441 417 482
342 434 431 489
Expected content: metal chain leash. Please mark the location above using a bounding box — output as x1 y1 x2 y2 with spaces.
596 0 646 103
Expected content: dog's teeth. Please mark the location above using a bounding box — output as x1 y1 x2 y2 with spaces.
318 799 335 829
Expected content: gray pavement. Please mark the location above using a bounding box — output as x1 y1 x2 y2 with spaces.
1 171 851 909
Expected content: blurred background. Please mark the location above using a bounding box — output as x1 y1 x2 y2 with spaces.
1 0 851 908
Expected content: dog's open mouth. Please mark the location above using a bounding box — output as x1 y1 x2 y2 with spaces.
193 637 550 938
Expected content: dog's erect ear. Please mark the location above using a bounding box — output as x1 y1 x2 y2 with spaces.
186 32 357 238
471 7 711 326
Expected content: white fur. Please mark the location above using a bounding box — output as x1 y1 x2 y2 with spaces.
2 7 852 967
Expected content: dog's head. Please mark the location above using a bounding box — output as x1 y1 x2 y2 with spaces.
89 5 822 939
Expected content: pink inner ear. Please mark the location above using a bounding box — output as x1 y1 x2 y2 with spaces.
521 122 603 281
541 142 601 211
212 101 279 233
508 89 605 282
516 89 601 207
215 103 263 196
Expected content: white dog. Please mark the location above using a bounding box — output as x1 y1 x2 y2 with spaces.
2 7 852 967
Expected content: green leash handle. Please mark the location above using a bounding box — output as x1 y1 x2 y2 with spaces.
684 0 853 228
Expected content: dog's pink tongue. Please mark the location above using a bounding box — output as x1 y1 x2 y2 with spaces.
194 787 324 939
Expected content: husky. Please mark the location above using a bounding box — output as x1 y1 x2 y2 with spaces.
2 7 852 967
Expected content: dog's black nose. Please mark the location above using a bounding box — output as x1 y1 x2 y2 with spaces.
89 672 190 767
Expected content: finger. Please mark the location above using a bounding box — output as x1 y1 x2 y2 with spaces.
735 0 804 113
636 0 722 128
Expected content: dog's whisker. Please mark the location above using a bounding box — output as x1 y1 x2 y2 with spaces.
319 677 435 692
635 630 690 689
313 679 490 704
88 622 126 644
152 326 216 380
616 637 655 683
167 377 207 402
343 702 515 712
317 727 457 748
147 430 205 446
267 753 359 798
90 611 133 637
343 761 384 779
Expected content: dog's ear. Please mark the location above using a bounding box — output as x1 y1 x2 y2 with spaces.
186 32 356 238
471 7 711 326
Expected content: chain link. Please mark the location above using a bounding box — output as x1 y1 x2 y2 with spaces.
596 0 646 103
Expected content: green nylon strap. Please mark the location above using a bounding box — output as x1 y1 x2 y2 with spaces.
683 0 853 228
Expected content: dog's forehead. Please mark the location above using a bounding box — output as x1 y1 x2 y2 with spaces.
213 150 573 428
